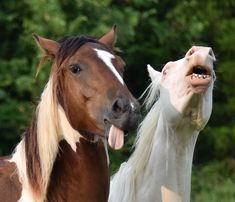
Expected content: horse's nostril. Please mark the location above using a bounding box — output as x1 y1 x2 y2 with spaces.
209 49 213 57
112 99 124 114
208 49 216 61
189 49 195 56
186 46 196 57
112 98 140 117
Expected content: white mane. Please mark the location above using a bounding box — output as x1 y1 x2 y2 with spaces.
133 79 161 173
11 75 84 202
110 80 161 202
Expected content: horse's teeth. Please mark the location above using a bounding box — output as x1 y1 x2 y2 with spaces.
191 74 211 79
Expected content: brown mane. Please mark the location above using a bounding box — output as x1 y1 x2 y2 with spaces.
24 117 41 197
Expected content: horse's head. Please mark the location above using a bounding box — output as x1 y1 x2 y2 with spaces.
148 46 216 129
33 27 140 149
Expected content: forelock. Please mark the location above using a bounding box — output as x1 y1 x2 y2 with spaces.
56 35 99 65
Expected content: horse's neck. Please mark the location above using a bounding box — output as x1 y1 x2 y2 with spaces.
137 114 199 202
47 138 110 202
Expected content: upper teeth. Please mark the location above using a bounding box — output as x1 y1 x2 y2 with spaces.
191 73 211 79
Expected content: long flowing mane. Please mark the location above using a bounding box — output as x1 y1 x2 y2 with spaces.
11 79 81 201
110 79 161 201
132 79 161 174
11 36 102 202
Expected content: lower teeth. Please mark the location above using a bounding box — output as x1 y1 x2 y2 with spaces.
192 73 210 79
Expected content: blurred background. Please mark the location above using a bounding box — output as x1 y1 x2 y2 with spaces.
0 0 234 201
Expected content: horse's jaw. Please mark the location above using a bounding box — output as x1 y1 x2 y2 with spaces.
182 89 213 130
160 80 213 130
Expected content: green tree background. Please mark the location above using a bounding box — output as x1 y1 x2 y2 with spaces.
0 0 234 201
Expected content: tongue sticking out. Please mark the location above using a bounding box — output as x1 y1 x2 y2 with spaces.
108 125 124 150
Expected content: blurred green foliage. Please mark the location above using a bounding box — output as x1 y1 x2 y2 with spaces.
0 0 234 201
192 159 235 202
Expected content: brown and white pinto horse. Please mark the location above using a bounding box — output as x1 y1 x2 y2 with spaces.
0 26 140 202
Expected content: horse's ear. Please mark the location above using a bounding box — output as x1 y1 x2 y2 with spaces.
99 25 117 49
147 64 161 82
32 33 60 57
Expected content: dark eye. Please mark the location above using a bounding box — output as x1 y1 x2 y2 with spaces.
70 64 82 74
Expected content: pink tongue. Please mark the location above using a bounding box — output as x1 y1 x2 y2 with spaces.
108 125 124 150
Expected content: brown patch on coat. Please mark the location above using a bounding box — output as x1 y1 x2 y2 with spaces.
47 138 109 202
0 156 21 202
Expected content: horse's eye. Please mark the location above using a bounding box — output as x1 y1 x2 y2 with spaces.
70 64 81 74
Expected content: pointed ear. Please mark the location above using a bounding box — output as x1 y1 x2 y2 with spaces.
147 64 161 82
32 33 60 58
99 25 117 48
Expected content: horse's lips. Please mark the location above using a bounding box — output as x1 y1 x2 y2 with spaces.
108 125 124 150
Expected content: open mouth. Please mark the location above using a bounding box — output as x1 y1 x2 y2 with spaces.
104 120 128 150
187 65 212 88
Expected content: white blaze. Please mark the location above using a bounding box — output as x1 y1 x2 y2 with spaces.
94 48 124 85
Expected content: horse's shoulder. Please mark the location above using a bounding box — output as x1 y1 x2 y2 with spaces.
0 155 11 164
0 155 21 201
0 155 18 182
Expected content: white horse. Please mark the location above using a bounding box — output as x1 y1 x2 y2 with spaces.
109 46 216 202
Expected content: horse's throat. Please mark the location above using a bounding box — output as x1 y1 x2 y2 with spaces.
47 139 110 202
146 122 199 202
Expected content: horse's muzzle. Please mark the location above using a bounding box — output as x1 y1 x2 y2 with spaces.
107 96 141 132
